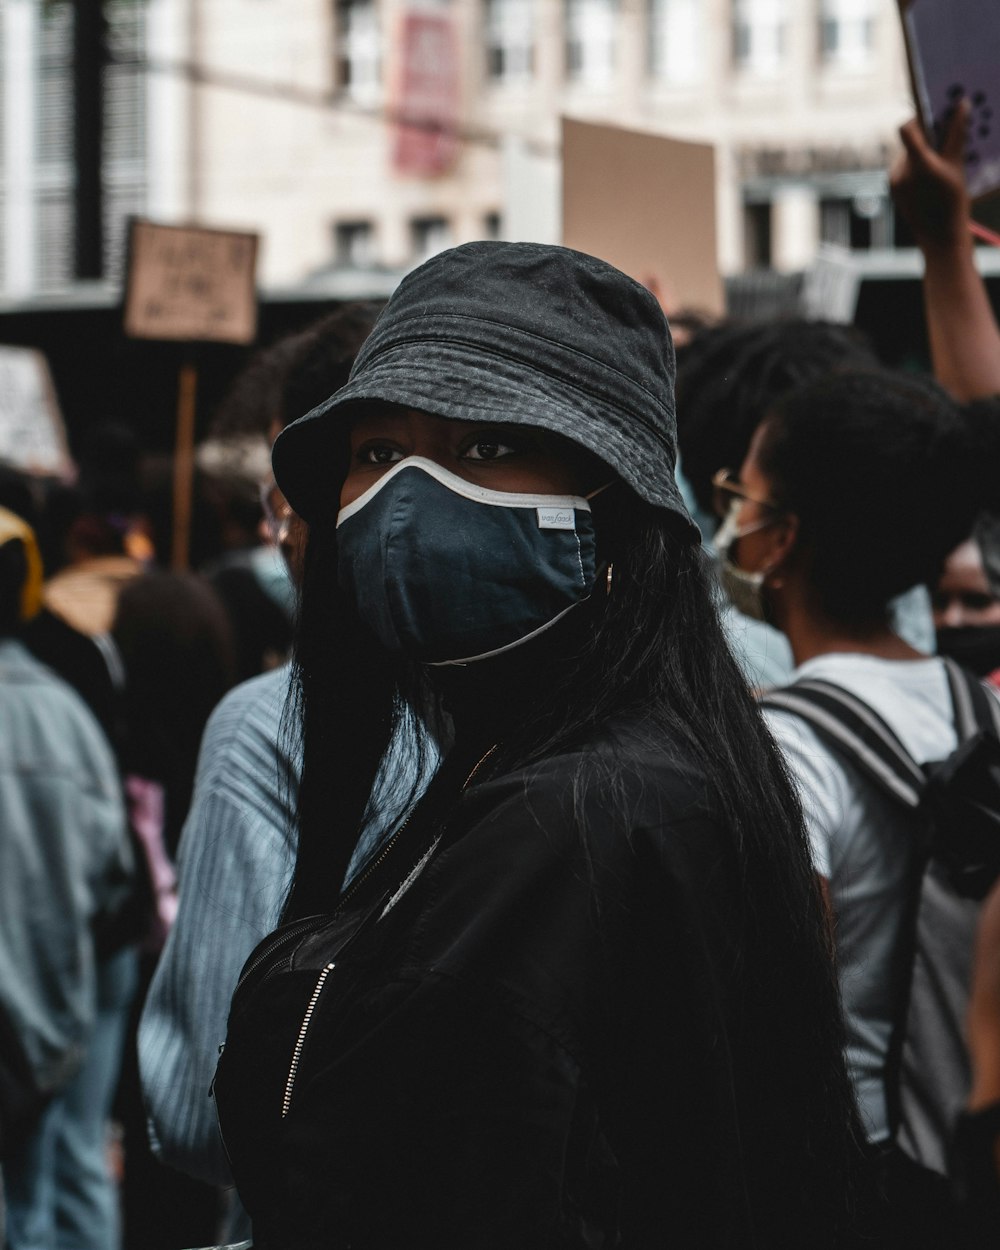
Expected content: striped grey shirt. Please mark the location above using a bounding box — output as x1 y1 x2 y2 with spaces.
138 665 431 1187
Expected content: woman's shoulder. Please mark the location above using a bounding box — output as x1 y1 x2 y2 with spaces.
546 721 716 811
461 721 724 858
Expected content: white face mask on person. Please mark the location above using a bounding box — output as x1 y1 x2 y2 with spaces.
713 504 781 623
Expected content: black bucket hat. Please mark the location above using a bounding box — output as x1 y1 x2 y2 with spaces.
272 241 698 541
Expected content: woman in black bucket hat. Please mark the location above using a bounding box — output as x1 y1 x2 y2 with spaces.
213 243 868 1249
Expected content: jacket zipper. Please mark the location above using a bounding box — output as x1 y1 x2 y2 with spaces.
277 742 499 1120
281 961 336 1118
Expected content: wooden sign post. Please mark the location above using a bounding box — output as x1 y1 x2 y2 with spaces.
171 360 199 574
122 219 259 570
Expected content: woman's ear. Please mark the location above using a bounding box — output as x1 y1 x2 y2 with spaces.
762 513 799 590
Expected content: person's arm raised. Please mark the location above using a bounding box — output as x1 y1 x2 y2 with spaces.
891 104 1000 401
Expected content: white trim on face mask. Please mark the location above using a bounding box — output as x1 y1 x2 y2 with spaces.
427 596 590 667
336 456 593 527
713 499 778 551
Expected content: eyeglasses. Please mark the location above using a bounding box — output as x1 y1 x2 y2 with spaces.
710 468 784 520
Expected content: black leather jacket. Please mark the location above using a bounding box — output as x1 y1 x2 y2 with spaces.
214 723 863 1249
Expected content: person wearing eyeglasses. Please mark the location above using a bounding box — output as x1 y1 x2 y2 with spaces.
674 319 901 692
722 367 1000 1249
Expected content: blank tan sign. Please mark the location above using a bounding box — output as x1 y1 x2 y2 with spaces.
561 119 724 316
123 221 259 345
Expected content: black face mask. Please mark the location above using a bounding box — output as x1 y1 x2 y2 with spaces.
336 457 599 665
935 625 1000 678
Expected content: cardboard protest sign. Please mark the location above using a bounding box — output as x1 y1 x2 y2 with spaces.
123 220 259 345
898 0 1000 202
561 119 724 315
0 346 73 477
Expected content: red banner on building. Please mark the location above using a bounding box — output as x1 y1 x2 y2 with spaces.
392 11 460 177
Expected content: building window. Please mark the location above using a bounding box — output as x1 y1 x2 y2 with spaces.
484 0 534 82
335 0 380 103
103 0 148 284
733 0 786 77
16 0 148 292
411 215 452 262
565 0 616 87
334 220 376 267
820 191 893 250
36 2 74 169
33 3 81 289
819 0 876 71
743 201 772 268
649 0 703 85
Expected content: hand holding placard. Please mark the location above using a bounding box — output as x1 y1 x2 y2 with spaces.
892 103 972 253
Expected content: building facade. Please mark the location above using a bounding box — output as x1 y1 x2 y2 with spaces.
0 0 915 296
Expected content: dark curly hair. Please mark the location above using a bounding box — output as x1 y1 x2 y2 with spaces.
210 303 380 439
754 369 996 630
675 319 879 518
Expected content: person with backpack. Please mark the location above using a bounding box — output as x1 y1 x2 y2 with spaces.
715 367 1000 1247
210 242 870 1248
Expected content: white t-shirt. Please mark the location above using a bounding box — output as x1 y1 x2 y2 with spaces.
763 653 957 1144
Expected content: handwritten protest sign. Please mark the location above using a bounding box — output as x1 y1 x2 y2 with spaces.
123 220 259 345
0 346 73 477
123 220 259 569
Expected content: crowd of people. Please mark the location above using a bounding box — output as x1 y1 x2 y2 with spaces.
1 107 1000 1250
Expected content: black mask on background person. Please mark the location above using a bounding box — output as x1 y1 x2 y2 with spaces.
935 625 1000 678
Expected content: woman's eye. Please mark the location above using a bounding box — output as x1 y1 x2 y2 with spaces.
357 444 404 465
463 440 517 462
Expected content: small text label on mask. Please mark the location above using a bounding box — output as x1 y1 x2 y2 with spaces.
537 507 575 531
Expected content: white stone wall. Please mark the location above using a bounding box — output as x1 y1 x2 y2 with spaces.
136 0 922 286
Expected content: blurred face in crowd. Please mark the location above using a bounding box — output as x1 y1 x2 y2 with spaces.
932 540 1000 630
722 435 795 571
340 407 598 509
265 417 307 585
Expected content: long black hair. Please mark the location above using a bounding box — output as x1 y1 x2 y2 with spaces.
675 318 879 517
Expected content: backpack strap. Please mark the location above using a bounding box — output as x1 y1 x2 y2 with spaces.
761 679 926 811
762 677 932 1144
941 657 1000 743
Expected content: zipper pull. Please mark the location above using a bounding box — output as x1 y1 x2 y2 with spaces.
208 1043 226 1098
